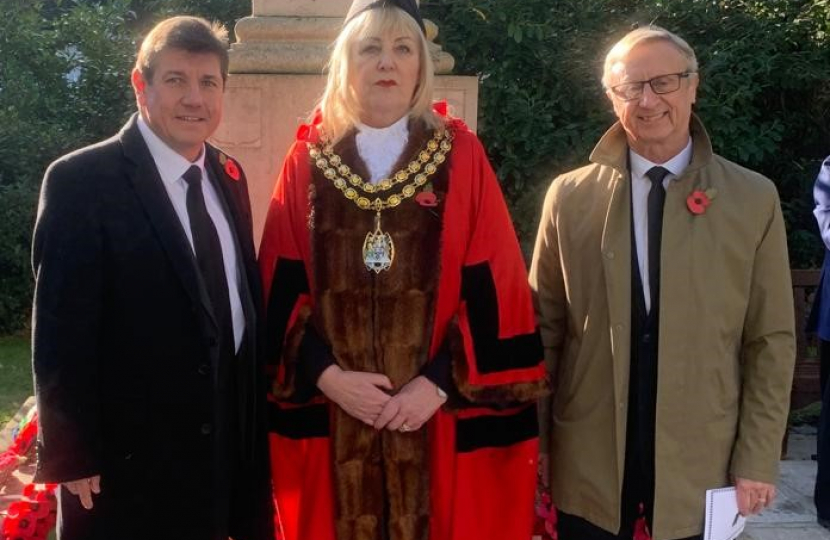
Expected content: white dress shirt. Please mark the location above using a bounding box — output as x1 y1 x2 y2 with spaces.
356 115 410 184
137 116 245 351
629 138 693 313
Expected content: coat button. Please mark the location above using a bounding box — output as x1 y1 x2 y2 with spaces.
201 423 212 435
207 336 218 347
197 364 209 376
605 251 615 259
643 333 652 343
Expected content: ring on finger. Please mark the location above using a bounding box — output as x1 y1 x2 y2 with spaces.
400 423 411 432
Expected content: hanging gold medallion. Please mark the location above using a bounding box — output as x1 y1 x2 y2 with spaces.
310 129 452 273
362 212 395 273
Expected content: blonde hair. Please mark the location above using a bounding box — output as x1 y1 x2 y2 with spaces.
602 25 698 89
317 6 441 144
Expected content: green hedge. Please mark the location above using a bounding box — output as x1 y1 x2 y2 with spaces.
0 0 136 333
424 0 830 260
0 0 828 332
0 185 38 334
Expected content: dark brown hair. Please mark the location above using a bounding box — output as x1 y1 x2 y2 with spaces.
135 16 229 83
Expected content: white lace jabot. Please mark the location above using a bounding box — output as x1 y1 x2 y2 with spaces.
355 115 410 184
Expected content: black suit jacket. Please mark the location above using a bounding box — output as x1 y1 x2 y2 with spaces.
31 114 274 540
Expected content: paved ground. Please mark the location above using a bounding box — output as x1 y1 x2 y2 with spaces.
742 427 830 540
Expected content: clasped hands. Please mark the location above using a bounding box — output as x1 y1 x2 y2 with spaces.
316 365 446 432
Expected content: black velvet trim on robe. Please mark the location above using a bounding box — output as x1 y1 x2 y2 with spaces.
455 405 539 453
460 262 544 373
264 257 309 379
268 402 330 439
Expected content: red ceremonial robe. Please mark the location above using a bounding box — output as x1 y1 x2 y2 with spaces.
259 108 548 540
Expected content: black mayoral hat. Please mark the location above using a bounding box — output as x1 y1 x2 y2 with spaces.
344 0 426 35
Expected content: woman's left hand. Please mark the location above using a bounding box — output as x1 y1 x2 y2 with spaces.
374 376 447 432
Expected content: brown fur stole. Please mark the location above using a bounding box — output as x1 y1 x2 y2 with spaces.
310 120 449 540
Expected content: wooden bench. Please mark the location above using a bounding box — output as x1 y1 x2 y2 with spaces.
792 269 821 410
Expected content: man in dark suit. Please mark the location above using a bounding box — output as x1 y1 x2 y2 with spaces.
31 16 273 540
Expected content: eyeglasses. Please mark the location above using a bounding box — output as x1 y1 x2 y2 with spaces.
609 72 695 101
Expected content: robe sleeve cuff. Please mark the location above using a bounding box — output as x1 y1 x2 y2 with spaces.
300 323 338 385
420 345 452 393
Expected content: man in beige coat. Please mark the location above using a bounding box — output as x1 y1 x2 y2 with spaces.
530 26 795 540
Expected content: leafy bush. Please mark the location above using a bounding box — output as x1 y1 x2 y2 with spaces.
425 0 830 262
0 0 136 333
424 0 619 247
127 0 248 39
0 185 38 334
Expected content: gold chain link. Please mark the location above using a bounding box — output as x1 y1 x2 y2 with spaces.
309 130 453 212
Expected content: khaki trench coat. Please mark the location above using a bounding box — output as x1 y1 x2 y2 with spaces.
530 116 795 540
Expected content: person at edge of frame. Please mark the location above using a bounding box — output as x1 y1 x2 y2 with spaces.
807 154 830 531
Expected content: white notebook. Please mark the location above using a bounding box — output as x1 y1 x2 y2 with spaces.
704 487 746 540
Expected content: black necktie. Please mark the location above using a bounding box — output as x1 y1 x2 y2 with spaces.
645 166 669 311
183 165 233 351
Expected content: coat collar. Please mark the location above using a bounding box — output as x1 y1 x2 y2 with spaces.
589 114 715 178
118 113 219 333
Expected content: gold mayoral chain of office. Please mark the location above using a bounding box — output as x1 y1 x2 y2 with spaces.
309 128 453 274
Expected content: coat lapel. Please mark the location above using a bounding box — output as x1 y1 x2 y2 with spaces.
654 118 714 381
118 114 217 332
591 123 634 480
205 146 260 457
204 147 257 326
205 148 255 270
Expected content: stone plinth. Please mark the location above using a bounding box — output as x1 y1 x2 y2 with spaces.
253 0 352 17
230 16 454 74
213 74 479 245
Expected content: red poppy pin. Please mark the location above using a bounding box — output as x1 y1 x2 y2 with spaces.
415 184 439 207
223 156 241 182
686 188 717 215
